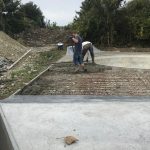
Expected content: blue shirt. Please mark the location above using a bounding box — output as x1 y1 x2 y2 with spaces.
74 35 82 54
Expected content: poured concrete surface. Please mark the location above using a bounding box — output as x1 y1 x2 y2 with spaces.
1 96 150 150
59 47 150 69
96 55 150 69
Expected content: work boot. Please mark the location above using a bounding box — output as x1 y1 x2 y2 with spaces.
83 68 87 72
80 64 87 72
74 67 80 73
92 61 95 64
92 56 95 64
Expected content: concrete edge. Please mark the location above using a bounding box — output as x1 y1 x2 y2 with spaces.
10 64 54 96
0 105 20 150
2 95 150 103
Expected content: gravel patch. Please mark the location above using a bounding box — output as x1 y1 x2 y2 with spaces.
18 63 150 96
0 31 27 62
0 57 13 72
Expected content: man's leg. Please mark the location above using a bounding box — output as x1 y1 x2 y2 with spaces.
82 48 88 62
89 45 95 63
84 51 89 62
73 53 80 72
79 54 87 72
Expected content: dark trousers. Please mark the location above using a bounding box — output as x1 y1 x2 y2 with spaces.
82 46 94 63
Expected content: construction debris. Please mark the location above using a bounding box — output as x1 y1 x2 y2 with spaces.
64 136 79 145
0 57 13 72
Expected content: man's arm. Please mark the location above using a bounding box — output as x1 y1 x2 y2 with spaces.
72 36 78 43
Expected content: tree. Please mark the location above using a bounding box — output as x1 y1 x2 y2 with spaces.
0 0 45 34
126 0 150 42
20 2 45 27
0 0 4 11
0 0 5 30
2 0 25 34
73 0 150 46
73 0 125 46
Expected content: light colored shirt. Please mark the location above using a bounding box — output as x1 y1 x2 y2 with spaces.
82 41 92 49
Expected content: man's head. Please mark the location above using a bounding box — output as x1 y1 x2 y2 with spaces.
71 30 79 37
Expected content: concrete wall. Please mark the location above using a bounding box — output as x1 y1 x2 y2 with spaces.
0 107 15 150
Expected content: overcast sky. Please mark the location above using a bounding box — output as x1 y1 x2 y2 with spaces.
21 0 131 26
21 0 84 26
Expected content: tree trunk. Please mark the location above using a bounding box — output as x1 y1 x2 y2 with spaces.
107 31 110 46
106 15 110 46
110 24 114 46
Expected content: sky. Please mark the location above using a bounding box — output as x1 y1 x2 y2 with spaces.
21 0 84 26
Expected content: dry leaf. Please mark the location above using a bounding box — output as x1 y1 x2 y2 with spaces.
64 136 78 145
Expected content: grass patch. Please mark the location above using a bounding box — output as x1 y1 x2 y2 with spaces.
0 48 66 99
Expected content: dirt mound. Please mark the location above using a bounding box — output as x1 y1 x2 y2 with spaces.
0 31 27 62
16 28 71 47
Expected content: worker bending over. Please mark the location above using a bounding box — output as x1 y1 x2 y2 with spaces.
82 41 95 63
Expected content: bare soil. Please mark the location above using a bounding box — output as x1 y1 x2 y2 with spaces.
0 31 27 62
0 48 65 99
1 29 150 99
16 28 71 47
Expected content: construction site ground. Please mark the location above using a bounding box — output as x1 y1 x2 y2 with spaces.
1 30 150 99
1 30 150 150
16 46 150 96
0 47 65 99
0 31 27 62
1 96 150 150
18 62 150 96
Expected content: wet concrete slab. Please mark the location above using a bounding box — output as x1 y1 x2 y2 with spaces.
59 47 150 69
0 96 150 150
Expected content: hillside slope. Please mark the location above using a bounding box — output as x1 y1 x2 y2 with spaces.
16 28 71 47
0 31 27 62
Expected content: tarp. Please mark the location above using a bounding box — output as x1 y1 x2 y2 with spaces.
66 46 89 61
66 46 74 57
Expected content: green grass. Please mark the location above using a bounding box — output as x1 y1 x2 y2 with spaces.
0 48 66 99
